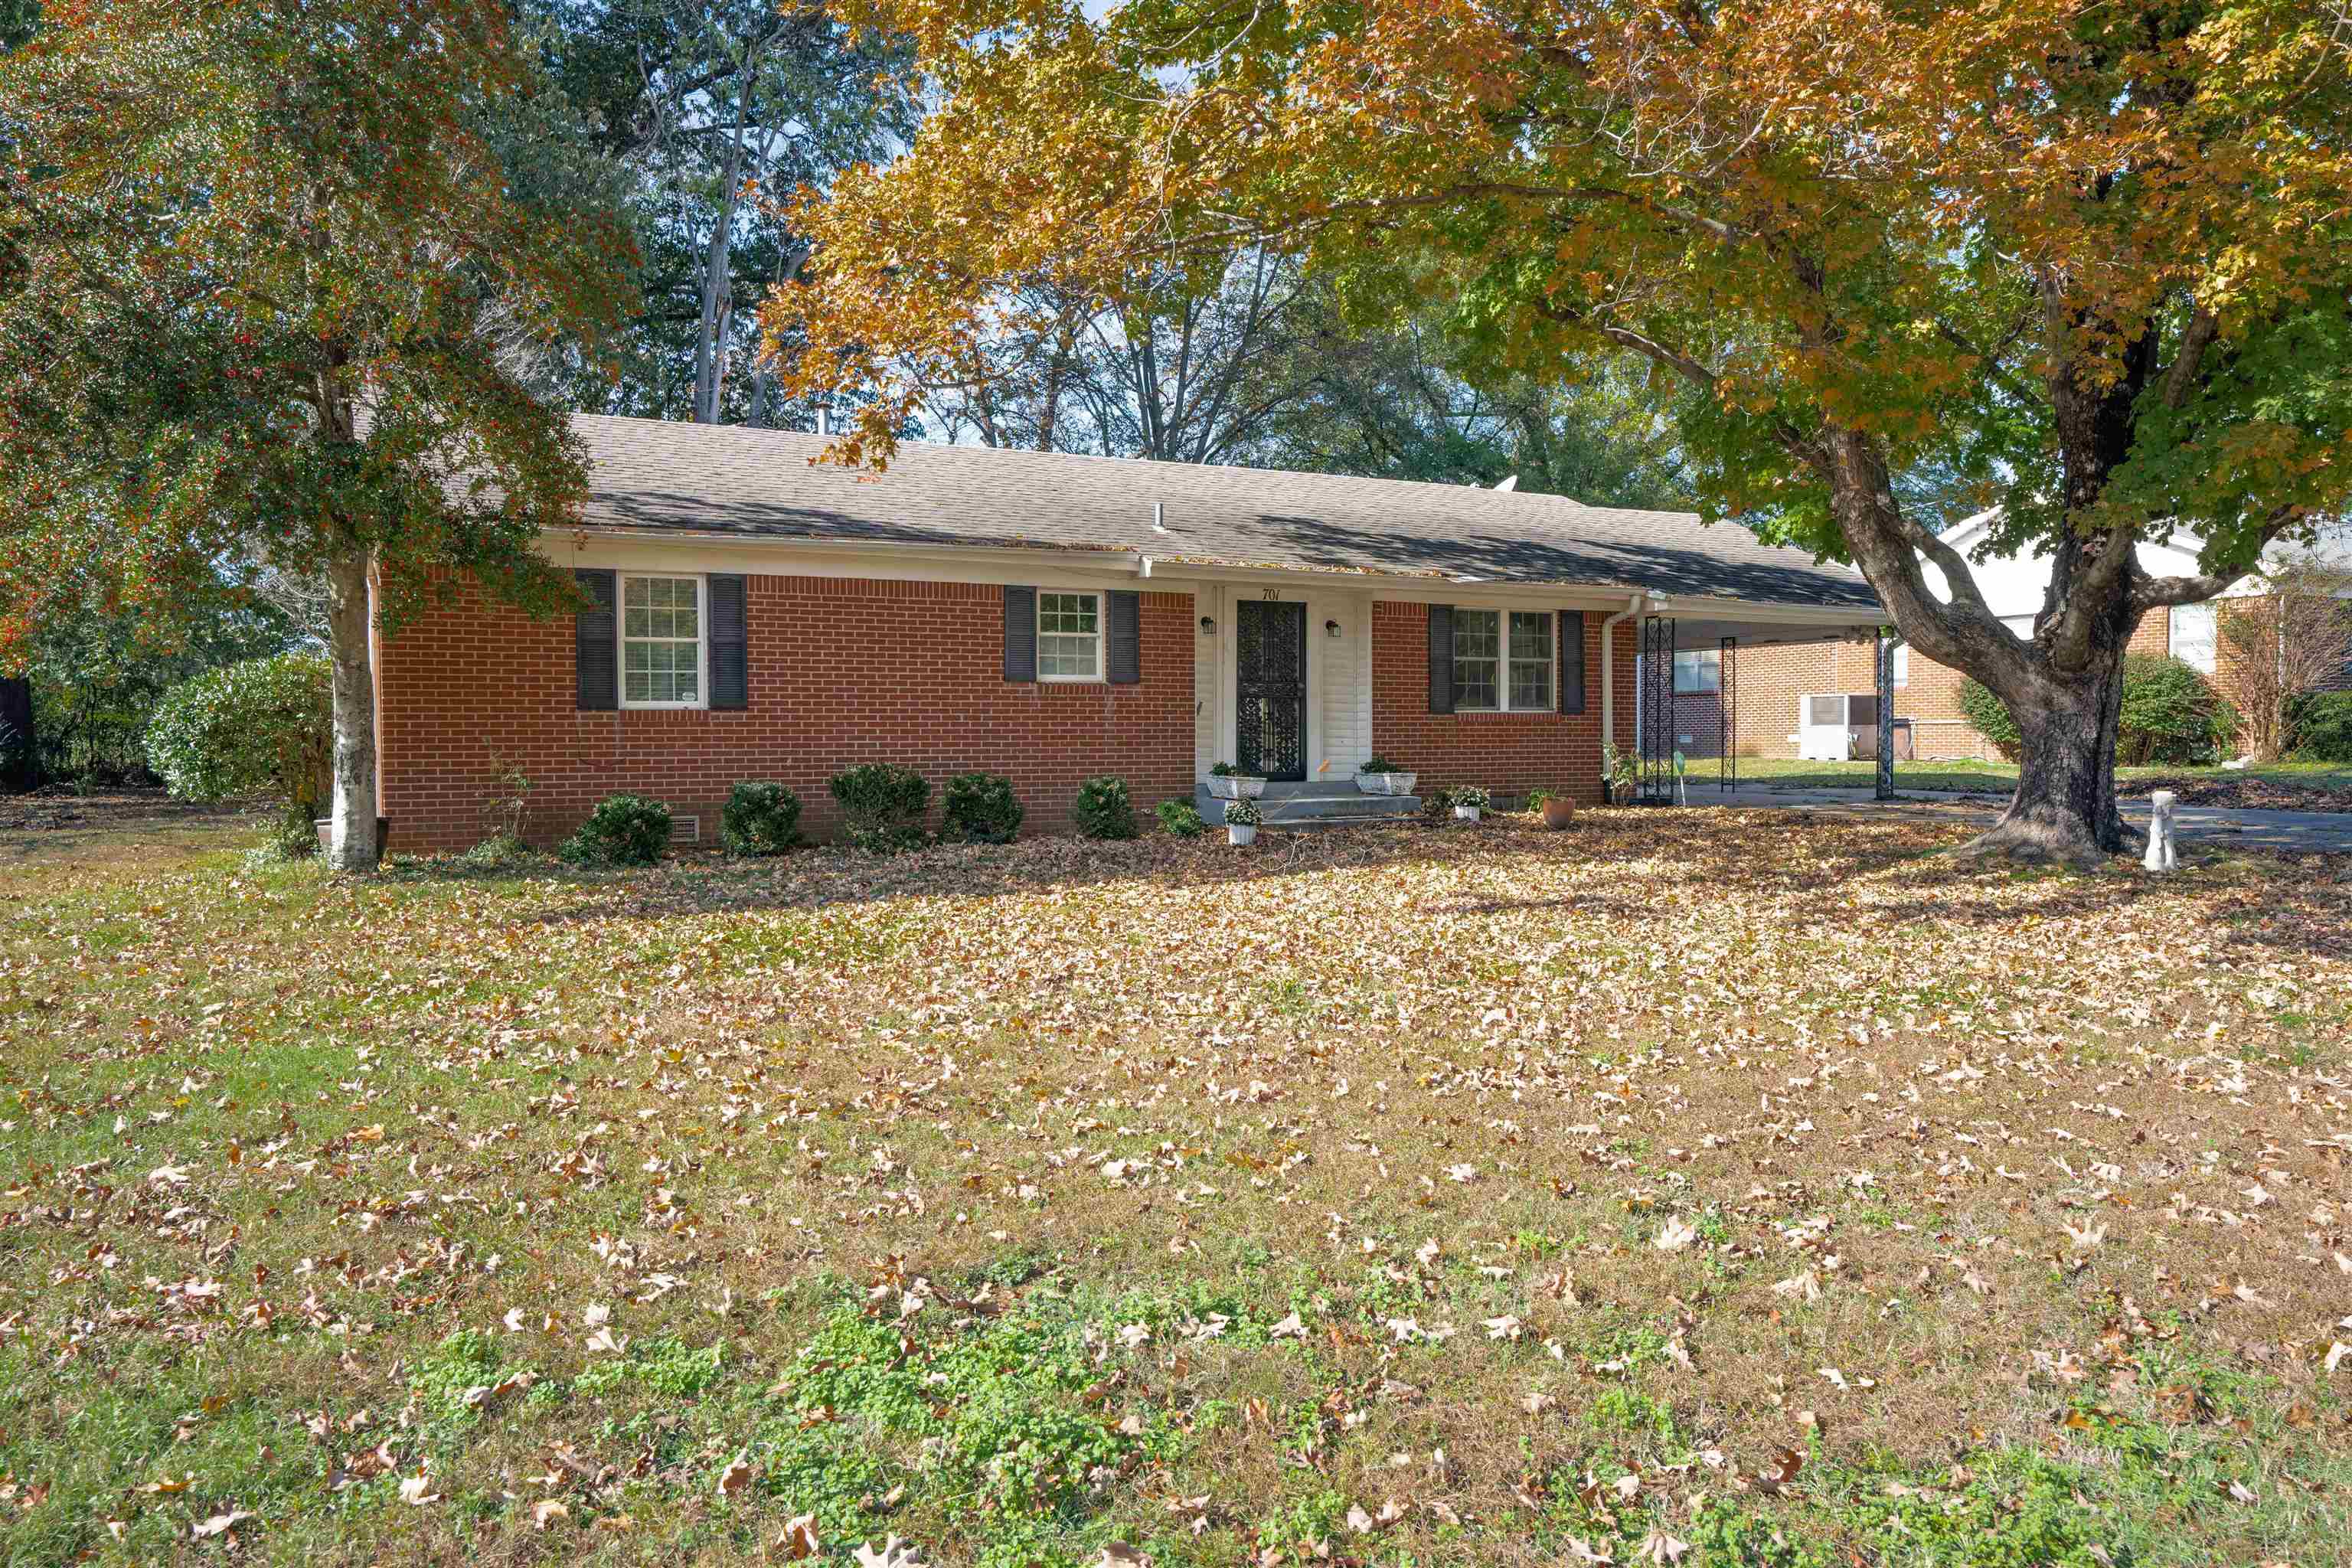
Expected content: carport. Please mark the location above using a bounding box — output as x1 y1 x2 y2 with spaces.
1627 593 1900 803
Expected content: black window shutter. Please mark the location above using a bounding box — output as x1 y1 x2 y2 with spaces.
1427 603 1455 714
1003 586 1037 681
575 568 617 711
1559 609 1586 714
708 574 748 710
1106 590 1140 684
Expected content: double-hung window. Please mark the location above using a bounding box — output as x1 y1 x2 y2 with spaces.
1672 649 1721 694
1037 590 1102 681
1453 609 1554 710
2169 601 2218 674
621 574 704 707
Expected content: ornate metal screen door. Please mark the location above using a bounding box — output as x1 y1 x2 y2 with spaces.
1235 600 1308 781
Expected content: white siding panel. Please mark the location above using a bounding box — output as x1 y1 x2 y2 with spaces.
1193 583 1222 779
1315 589 1372 776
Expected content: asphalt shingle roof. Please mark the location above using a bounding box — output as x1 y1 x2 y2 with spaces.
569 413 1883 612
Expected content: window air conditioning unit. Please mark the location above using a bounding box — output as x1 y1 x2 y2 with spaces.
1797 693 1880 760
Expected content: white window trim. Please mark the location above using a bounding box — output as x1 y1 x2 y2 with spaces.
1452 606 1557 713
1893 644 1910 688
1037 589 1105 683
618 571 709 710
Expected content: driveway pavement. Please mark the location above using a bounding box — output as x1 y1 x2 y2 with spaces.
1679 781 2352 854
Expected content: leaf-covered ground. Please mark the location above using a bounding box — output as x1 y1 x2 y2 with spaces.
3 811 2350 1566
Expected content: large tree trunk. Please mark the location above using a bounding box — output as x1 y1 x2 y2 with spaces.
324 547 380 872
1964 643 2134 866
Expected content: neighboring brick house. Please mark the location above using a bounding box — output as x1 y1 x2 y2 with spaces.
1672 509 2343 762
371 416 1887 849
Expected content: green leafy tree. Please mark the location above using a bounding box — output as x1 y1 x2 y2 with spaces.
529 0 917 427
146 653 332 851
0 0 634 869
16 568 300 785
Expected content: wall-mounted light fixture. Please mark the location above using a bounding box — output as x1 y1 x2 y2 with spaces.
1325 619 1343 639
1199 616 1216 635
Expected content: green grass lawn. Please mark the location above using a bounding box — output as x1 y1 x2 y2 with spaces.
1721 756 2352 803
3 812 2350 1566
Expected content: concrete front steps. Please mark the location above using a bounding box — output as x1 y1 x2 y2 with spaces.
1197 782 1424 831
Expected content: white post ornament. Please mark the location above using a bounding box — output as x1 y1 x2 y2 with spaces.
2142 789 2178 873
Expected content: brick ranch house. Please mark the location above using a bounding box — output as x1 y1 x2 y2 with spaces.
371 415 1886 850
1665 511 2352 763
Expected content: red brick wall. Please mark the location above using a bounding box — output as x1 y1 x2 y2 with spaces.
1368 603 1636 804
377 574 1195 852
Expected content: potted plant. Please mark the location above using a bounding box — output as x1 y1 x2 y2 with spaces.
1354 755 1418 796
1527 787 1576 830
1601 741 1639 805
1206 761 1267 801
1447 784 1490 822
1221 795 1263 845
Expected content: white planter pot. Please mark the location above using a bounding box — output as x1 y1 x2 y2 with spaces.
1453 805 1481 822
1228 823 1258 845
1355 771 1417 797
1207 775 1266 800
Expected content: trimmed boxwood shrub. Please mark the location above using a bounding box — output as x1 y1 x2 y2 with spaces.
560 794 671 866
942 771 1023 844
830 763 931 852
721 781 802 855
1071 775 1137 839
1154 797 1205 838
2288 691 2352 762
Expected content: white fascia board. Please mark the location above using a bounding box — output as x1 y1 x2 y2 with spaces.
1642 591 1886 629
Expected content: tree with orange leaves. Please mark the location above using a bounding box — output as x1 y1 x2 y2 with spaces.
769 0 2352 864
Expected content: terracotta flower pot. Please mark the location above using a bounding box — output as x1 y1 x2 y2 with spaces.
1540 797 1576 830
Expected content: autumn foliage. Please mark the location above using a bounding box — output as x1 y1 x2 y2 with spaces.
771 0 2352 860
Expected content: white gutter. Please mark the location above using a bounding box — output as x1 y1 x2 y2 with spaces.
1599 592 1644 779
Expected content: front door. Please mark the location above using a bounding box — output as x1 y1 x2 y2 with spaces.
1236 599 1308 782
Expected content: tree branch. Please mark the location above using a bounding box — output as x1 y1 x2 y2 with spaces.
2160 308 2219 410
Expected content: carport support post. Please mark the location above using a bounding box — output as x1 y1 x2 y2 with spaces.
1874 632 1896 801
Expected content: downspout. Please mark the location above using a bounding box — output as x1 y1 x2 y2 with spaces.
1599 593 1645 791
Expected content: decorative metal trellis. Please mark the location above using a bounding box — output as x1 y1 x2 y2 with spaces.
1638 614 1677 805
1719 635 1739 791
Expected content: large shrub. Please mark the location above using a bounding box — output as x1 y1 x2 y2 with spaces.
560 794 671 866
145 652 331 850
1071 775 1137 839
941 771 1022 844
1956 678 2021 758
1962 657 2230 766
830 763 931 852
721 781 802 855
2116 655 2230 764
2287 691 2352 762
